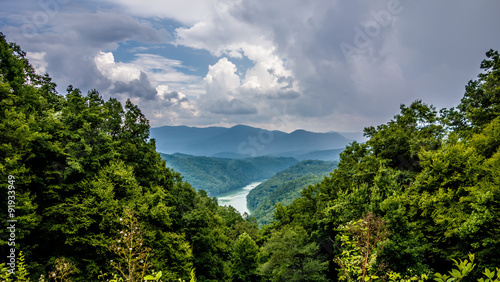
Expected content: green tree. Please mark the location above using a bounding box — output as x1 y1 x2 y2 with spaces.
230 233 259 282
443 49 500 134
258 225 328 282
181 194 231 282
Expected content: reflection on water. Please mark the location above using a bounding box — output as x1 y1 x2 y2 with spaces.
217 182 262 215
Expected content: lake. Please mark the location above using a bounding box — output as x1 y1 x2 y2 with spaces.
216 181 262 215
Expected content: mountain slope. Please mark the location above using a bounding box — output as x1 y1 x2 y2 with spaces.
161 153 298 195
247 160 337 225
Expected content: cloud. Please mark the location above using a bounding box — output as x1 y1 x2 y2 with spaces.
101 0 215 25
157 87 189 105
2 8 170 94
204 57 241 95
3 0 500 133
69 12 169 45
91 50 202 126
172 0 500 131
200 57 255 114
95 51 141 82
92 51 200 125
26 51 48 75
263 90 300 100
94 51 204 97
110 71 157 100
206 98 258 115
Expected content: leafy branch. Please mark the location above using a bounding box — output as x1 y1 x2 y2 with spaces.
109 207 152 282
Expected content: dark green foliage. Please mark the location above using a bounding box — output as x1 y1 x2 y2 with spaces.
181 195 231 281
231 233 259 282
0 34 255 282
258 225 328 281
263 49 500 280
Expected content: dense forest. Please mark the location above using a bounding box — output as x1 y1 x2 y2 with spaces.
1 32 500 281
160 153 298 195
247 160 337 226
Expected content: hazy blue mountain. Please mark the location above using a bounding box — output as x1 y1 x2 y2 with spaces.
337 131 368 143
151 125 354 158
160 153 298 195
150 125 228 154
211 152 250 159
247 160 338 225
294 148 345 161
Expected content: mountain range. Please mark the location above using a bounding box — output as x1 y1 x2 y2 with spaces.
150 124 359 159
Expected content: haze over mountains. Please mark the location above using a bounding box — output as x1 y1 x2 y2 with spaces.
151 124 359 159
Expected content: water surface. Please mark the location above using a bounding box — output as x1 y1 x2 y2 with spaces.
217 181 262 215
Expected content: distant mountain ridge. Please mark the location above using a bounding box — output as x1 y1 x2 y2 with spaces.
151 125 357 159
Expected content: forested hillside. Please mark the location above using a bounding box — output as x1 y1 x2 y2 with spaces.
160 153 298 195
1 32 500 282
0 33 260 282
247 160 337 225
260 49 500 280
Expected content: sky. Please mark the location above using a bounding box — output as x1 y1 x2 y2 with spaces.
1 0 499 133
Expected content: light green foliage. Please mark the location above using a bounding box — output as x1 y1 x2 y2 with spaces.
0 252 33 282
388 272 429 282
189 269 196 282
336 232 364 281
143 269 196 282
434 253 476 282
143 270 162 281
478 267 500 282
98 272 124 282
0 263 11 281
16 251 30 281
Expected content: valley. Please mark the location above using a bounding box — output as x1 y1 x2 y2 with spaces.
160 153 298 195
160 152 339 224
155 125 352 223
216 181 263 215
247 160 337 225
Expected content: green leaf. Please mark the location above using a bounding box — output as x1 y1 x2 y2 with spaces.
450 269 461 278
156 271 162 280
485 268 497 279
